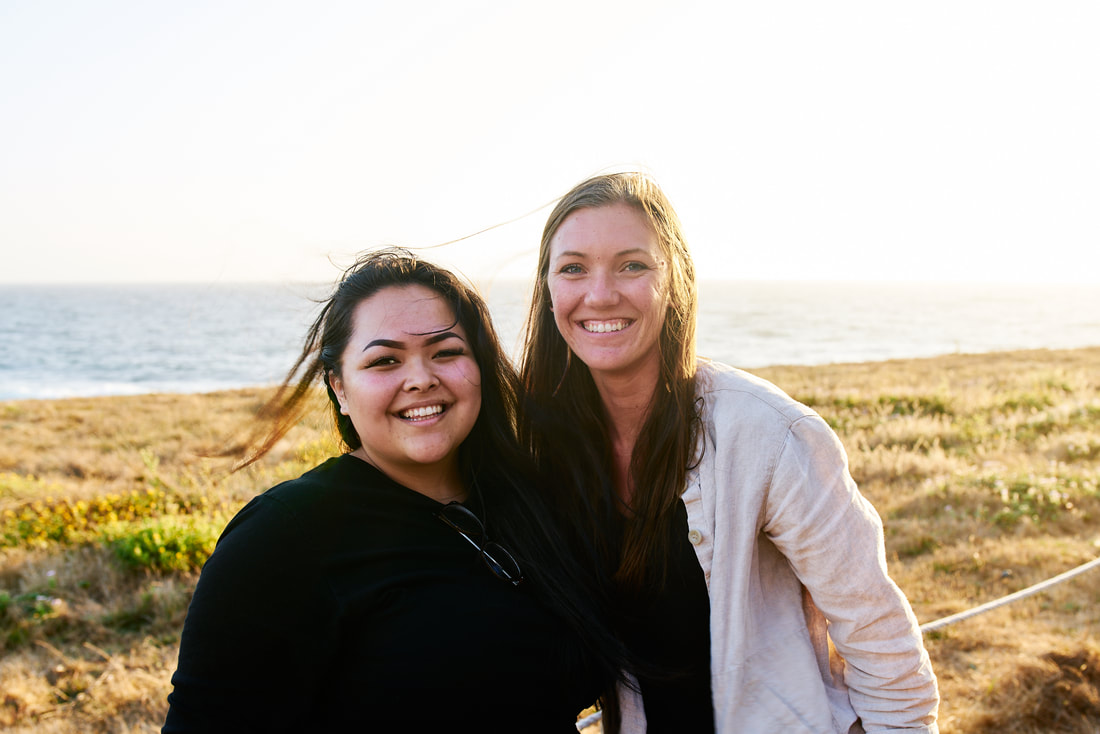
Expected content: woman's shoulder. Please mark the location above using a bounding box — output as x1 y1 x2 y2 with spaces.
694 359 816 426
217 455 392 550
263 453 387 505
264 454 347 497
221 455 381 535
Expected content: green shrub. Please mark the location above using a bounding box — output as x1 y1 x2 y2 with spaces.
1 488 232 549
101 516 223 573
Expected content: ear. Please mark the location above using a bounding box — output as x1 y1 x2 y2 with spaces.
328 371 350 416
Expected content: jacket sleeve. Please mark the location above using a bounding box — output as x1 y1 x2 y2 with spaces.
162 496 341 733
763 414 939 733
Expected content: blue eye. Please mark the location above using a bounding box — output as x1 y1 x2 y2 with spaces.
623 261 649 272
558 264 584 275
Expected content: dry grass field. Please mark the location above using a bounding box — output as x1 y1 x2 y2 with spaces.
2 347 1099 732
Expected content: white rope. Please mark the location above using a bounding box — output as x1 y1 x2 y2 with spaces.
576 710 603 730
919 553 1100 633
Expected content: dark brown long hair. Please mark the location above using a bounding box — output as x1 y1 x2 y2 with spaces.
236 247 637 725
236 247 518 482
519 173 701 593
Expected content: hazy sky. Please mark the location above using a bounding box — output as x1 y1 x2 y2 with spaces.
3 1 1098 285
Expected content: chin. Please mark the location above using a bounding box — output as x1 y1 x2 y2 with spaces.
580 352 633 372
406 445 461 466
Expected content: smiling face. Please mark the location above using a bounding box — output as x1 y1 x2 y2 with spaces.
547 202 670 388
328 284 481 496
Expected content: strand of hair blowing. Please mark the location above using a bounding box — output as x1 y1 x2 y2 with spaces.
221 298 333 469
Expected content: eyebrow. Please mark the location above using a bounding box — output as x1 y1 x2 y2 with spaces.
362 331 464 352
554 248 652 259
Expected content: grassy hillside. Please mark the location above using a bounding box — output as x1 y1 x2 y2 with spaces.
2 347 1099 732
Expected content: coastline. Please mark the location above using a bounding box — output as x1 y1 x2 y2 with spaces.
5 279 1098 403
4 344 1099 405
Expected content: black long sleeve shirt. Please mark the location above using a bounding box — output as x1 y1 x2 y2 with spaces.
164 454 600 733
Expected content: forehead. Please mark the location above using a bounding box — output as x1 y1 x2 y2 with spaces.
549 203 661 258
350 284 464 339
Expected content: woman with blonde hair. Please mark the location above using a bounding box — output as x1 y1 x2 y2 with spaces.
519 173 939 733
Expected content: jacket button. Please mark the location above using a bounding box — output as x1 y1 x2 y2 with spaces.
687 529 703 545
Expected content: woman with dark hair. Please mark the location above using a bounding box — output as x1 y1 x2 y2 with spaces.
164 248 628 732
519 173 940 733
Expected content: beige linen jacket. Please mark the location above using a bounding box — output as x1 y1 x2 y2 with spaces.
618 361 939 733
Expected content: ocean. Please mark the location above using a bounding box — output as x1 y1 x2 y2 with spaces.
1 281 1097 401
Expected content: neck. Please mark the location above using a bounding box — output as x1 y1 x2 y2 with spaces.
350 448 468 504
592 364 659 440
591 370 659 505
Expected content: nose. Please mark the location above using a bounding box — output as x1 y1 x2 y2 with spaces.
583 270 620 307
404 357 439 391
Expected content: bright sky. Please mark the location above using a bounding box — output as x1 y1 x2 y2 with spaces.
2 1 1098 285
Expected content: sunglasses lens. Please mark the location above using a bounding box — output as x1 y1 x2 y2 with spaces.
436 502 523 586
483 542 523 584
439 504 485 539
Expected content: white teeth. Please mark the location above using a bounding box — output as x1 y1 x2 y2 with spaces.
401 405 444 420
583 320 628 333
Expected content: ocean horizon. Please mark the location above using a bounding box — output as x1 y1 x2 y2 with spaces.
1 280 1097 401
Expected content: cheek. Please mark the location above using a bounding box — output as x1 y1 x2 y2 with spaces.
456 364 483 421
547 278 569 310
550 309 572 341
346 375 394 410
463 362 482 389
643 282 669 315
547 285 571 331
448 360 483 391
